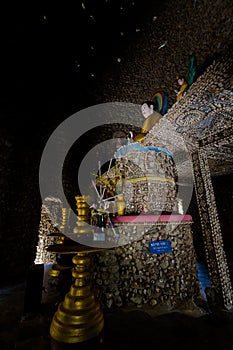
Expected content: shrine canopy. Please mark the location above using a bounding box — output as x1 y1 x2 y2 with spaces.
143 52 233 177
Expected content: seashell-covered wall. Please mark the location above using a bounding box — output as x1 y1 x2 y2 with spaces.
91 219 201 311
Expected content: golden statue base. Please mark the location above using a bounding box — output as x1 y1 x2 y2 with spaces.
49 247 104 344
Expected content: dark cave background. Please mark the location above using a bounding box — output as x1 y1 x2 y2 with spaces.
1 0 233 285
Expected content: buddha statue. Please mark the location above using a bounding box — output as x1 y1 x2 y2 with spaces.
134 100 163 142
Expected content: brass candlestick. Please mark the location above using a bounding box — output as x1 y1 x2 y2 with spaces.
48 195 92 278
50 246 104 344
73 195 90 234
60 207 71 232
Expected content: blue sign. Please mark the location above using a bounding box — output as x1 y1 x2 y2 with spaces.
149 240 172 254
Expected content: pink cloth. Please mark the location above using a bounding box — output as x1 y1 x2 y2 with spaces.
111 214 192 223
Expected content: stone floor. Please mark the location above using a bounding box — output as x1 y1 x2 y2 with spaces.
1 268 233 350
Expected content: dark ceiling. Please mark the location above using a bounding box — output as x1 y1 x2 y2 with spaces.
1 1 160 123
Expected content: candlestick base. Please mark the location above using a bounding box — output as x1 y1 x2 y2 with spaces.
50 248 104 344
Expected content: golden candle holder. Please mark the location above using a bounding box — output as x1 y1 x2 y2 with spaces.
60 207 71 232
73 195 90 234
49 245 104 344
48 196 92 278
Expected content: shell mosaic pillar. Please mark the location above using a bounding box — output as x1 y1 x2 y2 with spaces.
34 204 62 264
141 51 233 311
192 149 233 309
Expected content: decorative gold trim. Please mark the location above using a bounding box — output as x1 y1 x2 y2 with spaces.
124 176 176 184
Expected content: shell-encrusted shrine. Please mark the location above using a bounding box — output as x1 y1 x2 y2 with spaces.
114 142 178 214
37 48 233 318
87 134 201 310
92 215 200 310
